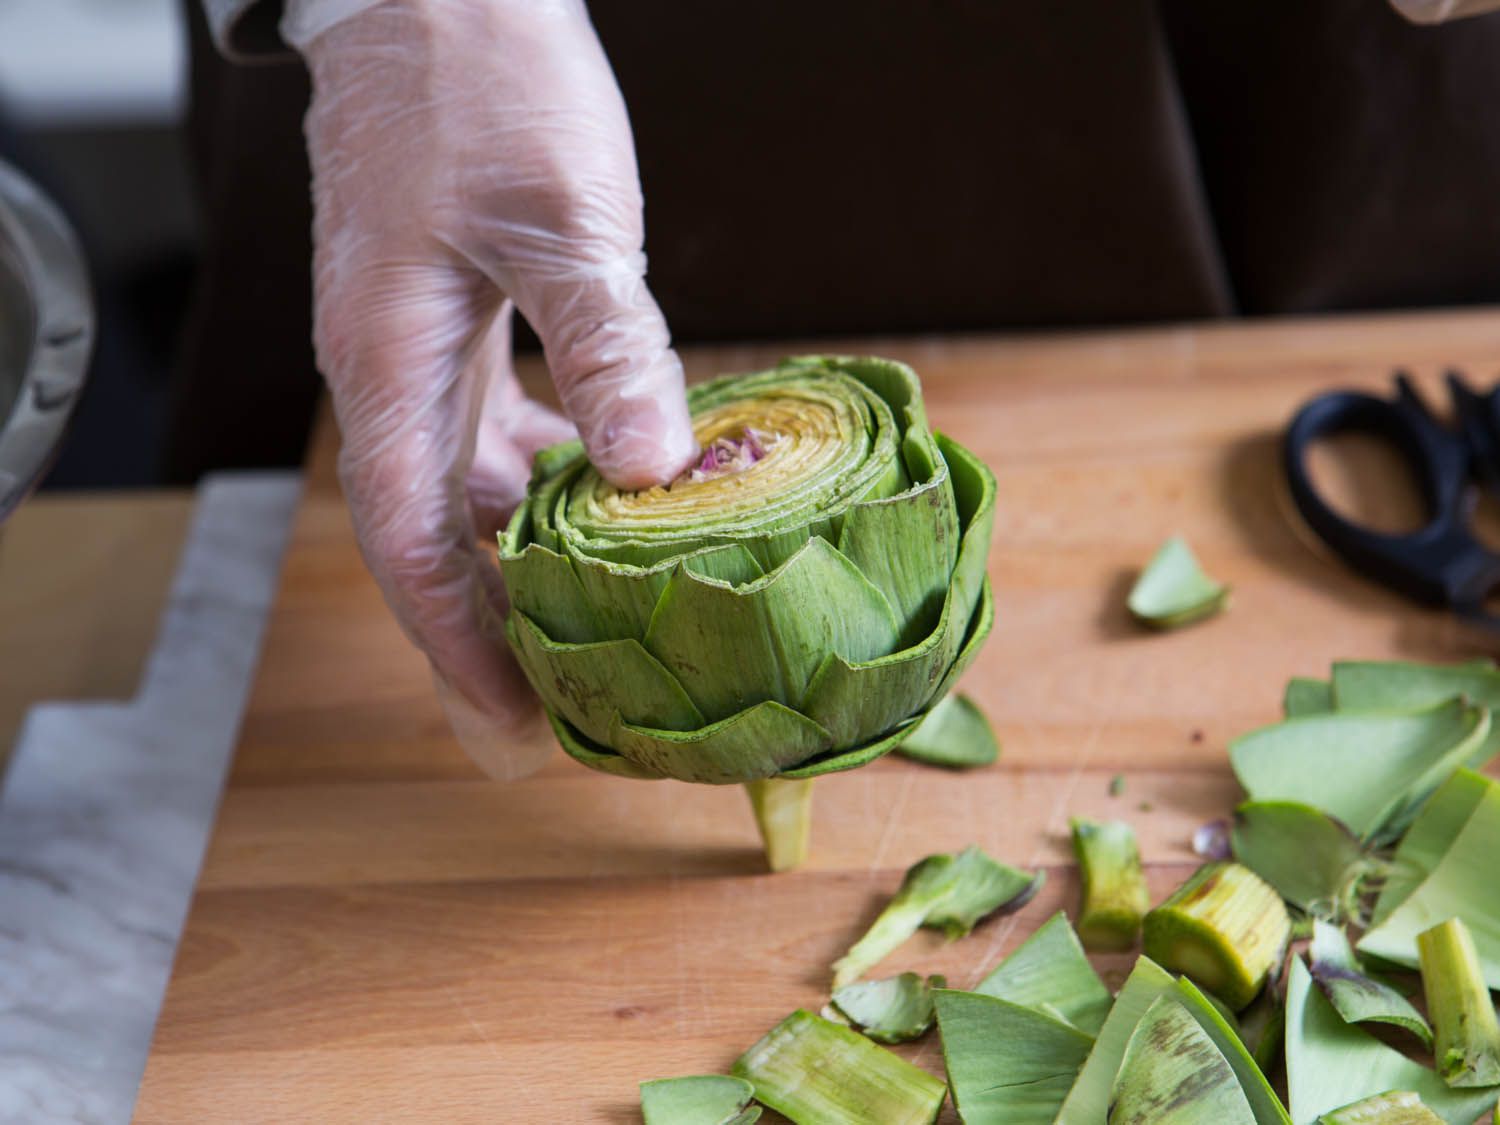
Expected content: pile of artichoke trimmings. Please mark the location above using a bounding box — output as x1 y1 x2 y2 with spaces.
498 355 995 786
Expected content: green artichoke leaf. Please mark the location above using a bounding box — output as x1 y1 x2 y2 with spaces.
1358 769 1500 987
731 1009 945 1125
828 972 944 1044
1127 535 1230 629
973 910 1113 1035
1318 1091 1444 1124
1309 920 1432 1049
544 711 660 780
639 1075 761 1125
507 612 704 746
1056 959 1290 1125
1330 660 1500 770
1228 698 1490 841
831 846 1041 987
1108 995 1258 1125
896 693 1000 769
607 702 833 785
1286 957 1497 1125
1284 678 1334 717
933 988 1095 1124
644 536 901 723
1230 801 1382 919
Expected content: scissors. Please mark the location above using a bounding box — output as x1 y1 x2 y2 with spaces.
1282 370 1500 628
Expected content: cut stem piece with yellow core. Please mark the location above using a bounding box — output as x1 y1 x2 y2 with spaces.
1417 917 1500 1088
1143 861 1290 1010
744 778 813 872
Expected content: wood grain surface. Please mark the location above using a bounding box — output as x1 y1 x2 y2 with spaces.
0 490 193 765
135 309 1500 1123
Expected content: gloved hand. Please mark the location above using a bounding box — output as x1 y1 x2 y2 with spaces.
285 0 697 778
1388 0 1500 20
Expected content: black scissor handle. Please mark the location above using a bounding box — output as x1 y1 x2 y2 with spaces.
1283 373 1500 610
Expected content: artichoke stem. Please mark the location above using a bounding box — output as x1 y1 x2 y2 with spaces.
745 778 814 872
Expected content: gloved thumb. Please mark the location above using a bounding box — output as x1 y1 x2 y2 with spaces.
520 262 697 490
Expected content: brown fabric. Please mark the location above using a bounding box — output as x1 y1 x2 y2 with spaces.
168 1 1500 479
592 0 1232 338
164 0 316 482
1162 0 1500 314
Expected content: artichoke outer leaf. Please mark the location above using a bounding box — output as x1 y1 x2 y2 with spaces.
643 535 902 723
731 1009 945 1125
607 702 833 785
1230 801 1379 919
830 846 1039 987
1227 698 1490 842
1367 767 1493 929
545 711 661 780
496 535 606 645
973 910 1112 1035
639 1075 760 1125
1358 769 1500 988
775 718 916 780
926 576 996 708
933 988 1095 1125
1284 678 1335 718
1107 995 1258 1125
1127 535 1230 629
1330 660 1500 771
896 693 1000 770
829 972 943 1044
798 568 971 750
935 433 998 620
835 460 959 648
507 611 705 745
1057 958 1291 1125
1285 956 1497 1125
1317 1091 1443 1124
1309 920 1432 1049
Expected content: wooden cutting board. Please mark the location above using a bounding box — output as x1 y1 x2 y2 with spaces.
135 310 1500 1123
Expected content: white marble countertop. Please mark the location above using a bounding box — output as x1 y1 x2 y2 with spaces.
0 472 300 1124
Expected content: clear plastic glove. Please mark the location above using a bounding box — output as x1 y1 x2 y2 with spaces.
1388 0 1500 21
287 0 697 778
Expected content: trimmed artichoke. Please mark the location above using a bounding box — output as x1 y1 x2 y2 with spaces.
498 355 995 864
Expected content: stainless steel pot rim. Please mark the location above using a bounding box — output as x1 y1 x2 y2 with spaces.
0 158 93 522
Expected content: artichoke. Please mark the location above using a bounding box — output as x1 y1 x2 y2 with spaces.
498 355 995 867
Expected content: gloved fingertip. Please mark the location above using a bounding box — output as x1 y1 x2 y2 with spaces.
586 395 698 491
434 670 555 781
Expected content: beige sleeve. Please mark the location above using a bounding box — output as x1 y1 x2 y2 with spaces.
1389 0 1500 22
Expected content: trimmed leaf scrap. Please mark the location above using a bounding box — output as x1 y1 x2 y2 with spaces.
1128 535 1230 629
831 846 1041 987
1309 920 1432 1049
895 693 1000 769
732 1010 945 1125
640 1076 760 1125
829 972 943 1044
974 910 1113 1036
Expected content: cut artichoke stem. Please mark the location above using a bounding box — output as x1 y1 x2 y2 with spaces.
1070 817 1149 951
1142 861 1290 1011
743 777 813 872
1317 1091 1444 1124
731 1009 946 1125
1416 917 1500 1088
